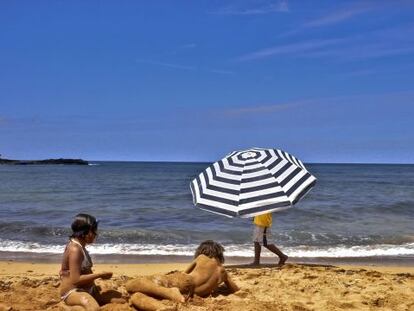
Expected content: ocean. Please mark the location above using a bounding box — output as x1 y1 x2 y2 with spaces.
0 162 413 263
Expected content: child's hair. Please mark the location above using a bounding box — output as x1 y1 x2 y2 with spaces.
194 240 225 263
71 213 98 239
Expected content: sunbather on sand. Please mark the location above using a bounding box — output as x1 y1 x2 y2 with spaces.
126 240 239 311
59 213 123 311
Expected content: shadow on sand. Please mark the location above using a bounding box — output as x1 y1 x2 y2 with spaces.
225 262 337 270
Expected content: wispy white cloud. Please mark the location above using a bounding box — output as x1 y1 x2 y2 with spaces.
135 59 235 75
236 38 346 61
167 43 198 56
223 101 305 117
338 69 377 77
304 45 414 60
136 59 195 71
237 22 414 62
278 3 376 38
222 90 414 118
338 63 414 78
224 90 414 119
300 24 414 60
304 6 371 28
206 68 235 75
213 1 288 15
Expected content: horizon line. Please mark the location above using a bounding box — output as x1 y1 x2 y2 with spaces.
2 156 413 165
88 160 414 165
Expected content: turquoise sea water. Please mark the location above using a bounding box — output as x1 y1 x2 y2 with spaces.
0 162 413 261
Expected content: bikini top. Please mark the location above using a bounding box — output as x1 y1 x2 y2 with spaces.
59 239 93 277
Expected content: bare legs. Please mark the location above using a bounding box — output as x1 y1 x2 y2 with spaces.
64 292 100 311
252 242 288 266
126 278 184 302
126 278 184 311
130 293 176 311
252 242 261 265
266 243 288 265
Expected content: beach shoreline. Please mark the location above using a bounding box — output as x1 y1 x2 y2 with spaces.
1 251 414 266
1 260 414 310
1 260 414 278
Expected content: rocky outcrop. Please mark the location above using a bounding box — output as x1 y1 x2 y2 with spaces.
0 158 89 165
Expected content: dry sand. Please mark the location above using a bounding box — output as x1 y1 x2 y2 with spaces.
1 261 414 311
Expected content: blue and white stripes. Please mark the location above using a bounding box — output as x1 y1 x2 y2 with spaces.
190 148 316 218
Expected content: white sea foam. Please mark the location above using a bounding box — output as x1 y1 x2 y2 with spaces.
1 239 414 258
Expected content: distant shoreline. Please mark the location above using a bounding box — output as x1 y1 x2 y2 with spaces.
0 251 413 267
1 158 412 165
0 158 88 165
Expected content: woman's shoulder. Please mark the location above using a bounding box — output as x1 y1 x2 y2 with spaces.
66 241 84 257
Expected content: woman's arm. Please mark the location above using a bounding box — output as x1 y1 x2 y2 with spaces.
68 246 112 287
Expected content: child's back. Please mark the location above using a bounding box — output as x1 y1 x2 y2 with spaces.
126 240 239 311
185 240 239 297
185 254 226 296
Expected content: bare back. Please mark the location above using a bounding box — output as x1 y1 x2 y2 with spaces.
184 254 226 297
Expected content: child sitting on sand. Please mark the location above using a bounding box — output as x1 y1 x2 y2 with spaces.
126 240 239 311
59 213 120 310
252 212 288 266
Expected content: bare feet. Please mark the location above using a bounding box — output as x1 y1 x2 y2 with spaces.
278 254 288 266
168 287 185 303
130 292 170 311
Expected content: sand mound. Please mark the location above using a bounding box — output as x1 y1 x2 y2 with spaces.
1 264 414 310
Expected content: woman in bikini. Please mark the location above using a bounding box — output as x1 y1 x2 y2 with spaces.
126 240 239 311
59 213 114 311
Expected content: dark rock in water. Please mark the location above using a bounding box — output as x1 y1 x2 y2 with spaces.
0 158 89 165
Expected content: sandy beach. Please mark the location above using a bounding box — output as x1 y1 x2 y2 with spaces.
1 261 414 311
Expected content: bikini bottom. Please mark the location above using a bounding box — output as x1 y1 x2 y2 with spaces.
61 285 96 301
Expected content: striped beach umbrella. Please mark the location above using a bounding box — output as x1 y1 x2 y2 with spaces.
190 148 316 218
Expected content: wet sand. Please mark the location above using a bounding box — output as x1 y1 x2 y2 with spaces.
1 261 414 310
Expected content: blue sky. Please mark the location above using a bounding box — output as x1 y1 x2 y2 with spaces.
1 0 413 163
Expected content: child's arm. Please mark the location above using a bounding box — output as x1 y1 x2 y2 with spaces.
184 260 196 274
223 270 239 293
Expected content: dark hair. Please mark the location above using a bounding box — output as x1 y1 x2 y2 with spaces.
71 213 98 239
194 240 225 263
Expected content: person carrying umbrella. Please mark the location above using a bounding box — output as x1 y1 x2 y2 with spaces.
252 212 288 266
191 148 316 266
